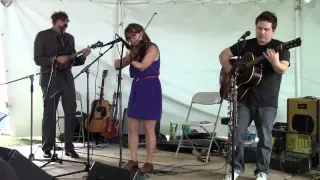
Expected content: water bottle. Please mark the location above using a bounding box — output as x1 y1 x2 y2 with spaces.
249 126 257 143
245 129 251 142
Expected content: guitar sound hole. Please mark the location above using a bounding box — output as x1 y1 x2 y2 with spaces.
96 106 106 115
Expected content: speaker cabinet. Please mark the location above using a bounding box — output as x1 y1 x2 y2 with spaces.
0 147 54 180
86 161 143 180
0 159 19 180
287 98 320 141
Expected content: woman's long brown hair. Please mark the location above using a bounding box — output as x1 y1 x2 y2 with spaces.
124 23 151 44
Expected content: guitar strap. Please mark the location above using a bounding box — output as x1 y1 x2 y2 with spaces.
56 35 65 52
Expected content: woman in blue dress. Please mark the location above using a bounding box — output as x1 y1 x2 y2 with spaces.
114 23 162 173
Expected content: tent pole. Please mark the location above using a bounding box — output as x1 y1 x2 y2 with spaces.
294 0 302 97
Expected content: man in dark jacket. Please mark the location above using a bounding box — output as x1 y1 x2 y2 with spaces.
34 11 91 158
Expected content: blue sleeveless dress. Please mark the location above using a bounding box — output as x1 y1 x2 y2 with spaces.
127 51 162 121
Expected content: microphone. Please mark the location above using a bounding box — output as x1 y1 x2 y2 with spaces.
100 36 131 49
115 34 132 50
239 31 251 40
60 24 68 35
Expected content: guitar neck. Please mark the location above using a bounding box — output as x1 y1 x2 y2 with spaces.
250 43 292 66
68 50 84 60
249 45 284 66
99 78 105 103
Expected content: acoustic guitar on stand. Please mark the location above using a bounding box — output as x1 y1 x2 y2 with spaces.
101 91 119 138
85 70 110 132
219 37 302 101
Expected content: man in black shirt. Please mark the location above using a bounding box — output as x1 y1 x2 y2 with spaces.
34 11 91 158
219 11 290 180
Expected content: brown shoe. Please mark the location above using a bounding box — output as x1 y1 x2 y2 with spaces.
124 160 139 170
139 163 153 173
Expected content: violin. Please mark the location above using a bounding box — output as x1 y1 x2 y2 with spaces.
127 13 157 62
129 41 152 61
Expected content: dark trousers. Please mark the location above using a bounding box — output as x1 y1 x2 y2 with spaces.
41 77 77 152
231 103 277 175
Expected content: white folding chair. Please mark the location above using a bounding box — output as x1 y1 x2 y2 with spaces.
174 92 222 162
56 91 85 146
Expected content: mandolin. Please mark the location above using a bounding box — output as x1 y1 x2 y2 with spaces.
219 37 302 101
55 41 103 73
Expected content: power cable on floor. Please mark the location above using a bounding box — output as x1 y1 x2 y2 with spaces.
76 151 228 178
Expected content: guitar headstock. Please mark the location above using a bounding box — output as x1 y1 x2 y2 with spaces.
89 41 104 49
277 37 302 51
102 70 108 79
112 91 118 100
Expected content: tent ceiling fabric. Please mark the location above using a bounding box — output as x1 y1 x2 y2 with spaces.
1 0 13 7
119 0 268 4
24 0 282 4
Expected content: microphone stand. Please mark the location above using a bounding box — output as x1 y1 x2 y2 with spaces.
0 69 51 161
226 37 247 180
44 42 114 178
115 43 125 168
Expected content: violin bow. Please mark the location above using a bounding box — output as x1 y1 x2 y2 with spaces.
131 12 157 48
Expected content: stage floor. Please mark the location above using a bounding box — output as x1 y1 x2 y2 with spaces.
11 142 310 180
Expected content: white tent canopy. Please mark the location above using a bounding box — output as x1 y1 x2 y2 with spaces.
0 0 319 137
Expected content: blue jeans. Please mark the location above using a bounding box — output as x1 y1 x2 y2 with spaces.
230 103 277 176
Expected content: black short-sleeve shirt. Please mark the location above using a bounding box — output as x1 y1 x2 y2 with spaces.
229 38 290 108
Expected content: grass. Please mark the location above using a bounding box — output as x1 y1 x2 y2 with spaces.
0 133 42 147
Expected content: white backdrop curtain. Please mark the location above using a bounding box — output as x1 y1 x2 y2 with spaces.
1 0 318 137
0 3 9 133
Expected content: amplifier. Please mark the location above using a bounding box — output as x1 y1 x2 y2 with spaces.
270 152 312 174
270 131 316 173
287 97 320 141
285 131 316 157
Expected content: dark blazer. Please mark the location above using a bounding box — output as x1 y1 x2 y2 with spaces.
34 28 86 87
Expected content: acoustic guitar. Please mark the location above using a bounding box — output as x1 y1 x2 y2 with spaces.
219 37 302 101
86 70 110 132
101 92 119 138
